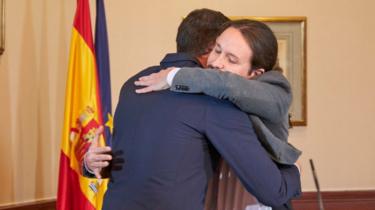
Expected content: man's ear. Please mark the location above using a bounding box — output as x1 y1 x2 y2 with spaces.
196 53 210 68
247 68 265 79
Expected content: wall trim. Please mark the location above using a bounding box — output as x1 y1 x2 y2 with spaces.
0 199 55 210
292 190 375 210
0 191 374 210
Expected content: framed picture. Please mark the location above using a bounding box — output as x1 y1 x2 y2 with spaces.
232 16 307 126
0 0 4 55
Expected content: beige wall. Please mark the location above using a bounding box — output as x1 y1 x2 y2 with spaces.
1 0 375 206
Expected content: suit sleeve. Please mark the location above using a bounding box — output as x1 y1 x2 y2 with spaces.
170 67 291 123
203 102 301 207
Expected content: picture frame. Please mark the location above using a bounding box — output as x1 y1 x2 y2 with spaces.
232 16 307 126
0 0 4 55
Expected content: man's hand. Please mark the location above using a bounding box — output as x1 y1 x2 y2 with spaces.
134 67 174 93
84 126 112 179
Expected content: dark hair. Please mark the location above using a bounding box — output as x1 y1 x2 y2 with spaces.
176 9 229 56
221 19 280 72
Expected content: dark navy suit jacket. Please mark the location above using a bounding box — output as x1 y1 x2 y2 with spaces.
102 53 301 210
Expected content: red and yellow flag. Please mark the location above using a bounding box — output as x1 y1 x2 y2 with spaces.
57 0 108 209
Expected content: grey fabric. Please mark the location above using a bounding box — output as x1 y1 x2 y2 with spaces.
171 68 301 164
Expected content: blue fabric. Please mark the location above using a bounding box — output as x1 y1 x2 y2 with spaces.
103 53 301 210
95 0 112 145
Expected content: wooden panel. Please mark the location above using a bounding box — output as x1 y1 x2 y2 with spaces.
292 191 375 210
0 200 55 210
0 191 375 210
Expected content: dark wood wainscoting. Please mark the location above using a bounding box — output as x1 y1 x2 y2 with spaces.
0 199 55 210
0 191 374 210
292 190 375 210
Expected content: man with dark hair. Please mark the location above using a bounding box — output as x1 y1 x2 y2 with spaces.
85 9 301 210
176 8 229 62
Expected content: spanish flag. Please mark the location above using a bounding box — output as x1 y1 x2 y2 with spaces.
57 0 109 209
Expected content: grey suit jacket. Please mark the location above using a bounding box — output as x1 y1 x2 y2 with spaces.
170 68 301 164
